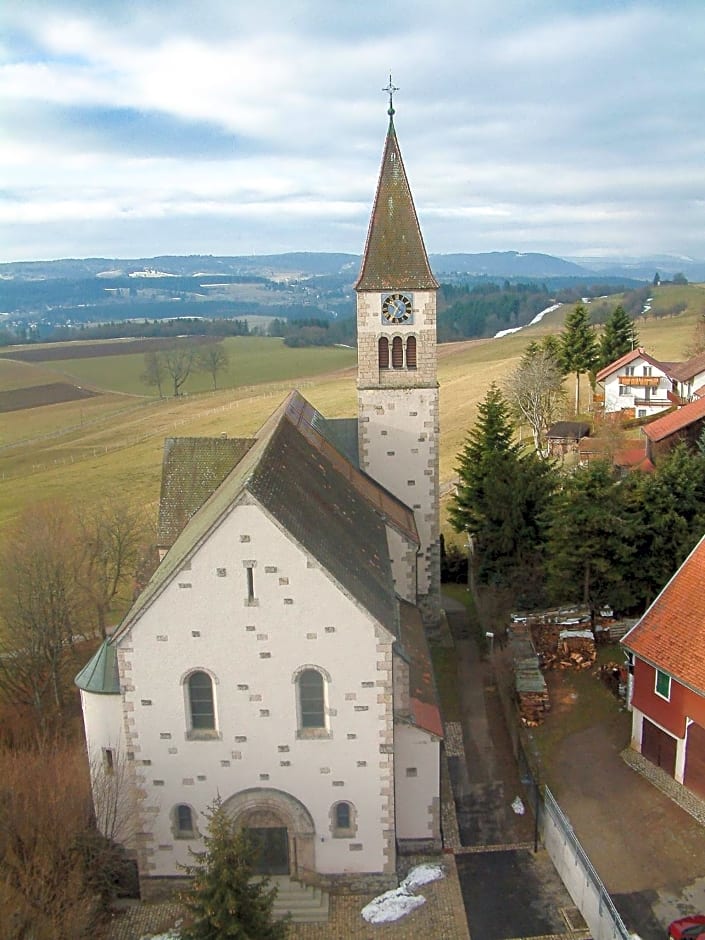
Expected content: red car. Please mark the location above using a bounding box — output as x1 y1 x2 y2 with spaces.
669 917 705 940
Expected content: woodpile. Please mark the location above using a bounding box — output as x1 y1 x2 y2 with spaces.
508 624 550 727
529 622 596 671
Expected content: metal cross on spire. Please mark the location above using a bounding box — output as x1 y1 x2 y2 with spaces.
382 74 399 116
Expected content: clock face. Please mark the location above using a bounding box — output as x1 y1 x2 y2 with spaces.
381 292 413 324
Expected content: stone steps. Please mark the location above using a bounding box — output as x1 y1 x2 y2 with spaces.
257 875 330 924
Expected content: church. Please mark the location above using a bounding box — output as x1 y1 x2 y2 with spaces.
76 90 444 901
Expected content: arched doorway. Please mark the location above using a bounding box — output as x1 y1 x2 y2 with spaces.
221 788 315 880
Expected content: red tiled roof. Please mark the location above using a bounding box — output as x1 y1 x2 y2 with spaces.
642 394 705 442
623 536 705 694
670 351 705 383
613 445 653 473
595 347 682 383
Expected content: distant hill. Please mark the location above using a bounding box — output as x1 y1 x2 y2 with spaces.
430 251 587 278
4 250 701 284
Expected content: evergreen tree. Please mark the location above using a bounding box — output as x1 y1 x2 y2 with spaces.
545 460 635 615
180 797 288 940
560 304 598 413
449 384 555 593
598 305 638 369
624 444 705 607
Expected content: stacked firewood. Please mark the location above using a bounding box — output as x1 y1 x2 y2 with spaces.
508 624 550 727
530 623 596 671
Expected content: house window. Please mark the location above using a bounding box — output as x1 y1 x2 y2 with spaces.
172 803 198 839
625 366 635 376
637 409 647 418
391 336 404 369
643 366 652 376
187 670 217 736
378 337 389 370
330 801 357 838
406 336 417 369
618 385 630 396
655 669 671 700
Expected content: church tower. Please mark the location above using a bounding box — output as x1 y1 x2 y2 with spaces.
355 83 440 627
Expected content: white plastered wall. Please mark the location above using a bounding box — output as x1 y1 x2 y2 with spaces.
116 500 396 879
393 722 440 841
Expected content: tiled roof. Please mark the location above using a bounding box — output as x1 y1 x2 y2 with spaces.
355 118 438 292
158 436 255 547
642 394 705 442
547 421 590 441
398 600 443 738
670 351 705 383
623 535 705 695
109 391 414 644
613 445 654 473
595 347 679 383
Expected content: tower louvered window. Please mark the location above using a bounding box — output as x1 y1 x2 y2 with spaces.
378 337 389 369
391 336 404 369
406 336 417 369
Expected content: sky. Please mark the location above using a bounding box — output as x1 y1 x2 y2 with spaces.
1 0 704 264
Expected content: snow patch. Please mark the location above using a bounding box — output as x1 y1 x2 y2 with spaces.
361 863 445 924
140 931 180 940
511 796 526 815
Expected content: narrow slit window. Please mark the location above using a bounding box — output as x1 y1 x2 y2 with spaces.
246 566 255 603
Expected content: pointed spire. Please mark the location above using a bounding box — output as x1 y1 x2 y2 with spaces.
355 84 438 292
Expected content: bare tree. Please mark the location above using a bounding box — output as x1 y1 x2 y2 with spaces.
504 345 567 453
141 350 165 397
76 498 155 638
197 342 230 390
163 345 196 396
0 738 116 938
0 504 86 724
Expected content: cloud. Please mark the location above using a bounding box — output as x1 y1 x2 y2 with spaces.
1 0 704 261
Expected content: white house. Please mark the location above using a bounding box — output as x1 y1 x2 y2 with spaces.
76 98 443 902
595 347 679 419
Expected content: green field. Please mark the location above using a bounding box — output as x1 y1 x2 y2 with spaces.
1 292 703 548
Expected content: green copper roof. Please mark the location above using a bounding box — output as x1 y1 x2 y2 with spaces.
75 640 120 694
355 117 438 292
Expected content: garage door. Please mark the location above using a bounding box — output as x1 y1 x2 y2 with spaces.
684 722 705 799
641 718 677 776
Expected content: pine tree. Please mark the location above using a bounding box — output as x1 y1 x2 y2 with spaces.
598 305 638 369
449 384 555 592
545 460 635 615
179 797 288 940
560 304 598 413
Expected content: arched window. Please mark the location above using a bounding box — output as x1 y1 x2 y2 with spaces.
172 803 198 839
330 800 357 838
188 670 215 732
298 669 325 729
406 336 417 369
391 336 404 369
378 337 389 369
335 802 350 829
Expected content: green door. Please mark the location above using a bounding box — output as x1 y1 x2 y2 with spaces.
246 827 289 875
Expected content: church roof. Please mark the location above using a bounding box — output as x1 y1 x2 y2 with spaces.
108 391 416 646
158 436 255 549
355 117 438 292
398 600 443 738
75 639 120 694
